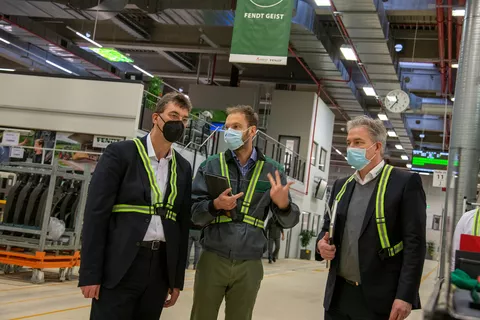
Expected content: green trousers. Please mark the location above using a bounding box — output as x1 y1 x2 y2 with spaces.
190 250 264 320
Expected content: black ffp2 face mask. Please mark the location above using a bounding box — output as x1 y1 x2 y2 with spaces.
156 114 185 143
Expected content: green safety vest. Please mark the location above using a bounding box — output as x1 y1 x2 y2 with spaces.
210 152 265 228
336 164 403 258
473 208 480 236
111 138 178 222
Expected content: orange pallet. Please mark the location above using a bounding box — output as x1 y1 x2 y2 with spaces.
0 250 81 269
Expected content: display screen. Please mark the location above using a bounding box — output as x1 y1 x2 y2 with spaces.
411 150 452 172
90 48 133 63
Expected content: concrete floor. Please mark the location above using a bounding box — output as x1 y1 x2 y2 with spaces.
0 259 438 320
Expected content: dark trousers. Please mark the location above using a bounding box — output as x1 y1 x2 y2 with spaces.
90 245 169 320
268 238 280 259
186 230 202 269
325 277 389 320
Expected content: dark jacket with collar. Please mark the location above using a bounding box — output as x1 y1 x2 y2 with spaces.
191 148 300 260
79 135 192 290
315 165 426 315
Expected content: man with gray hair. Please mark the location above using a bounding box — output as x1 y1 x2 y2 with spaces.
316 116 426 320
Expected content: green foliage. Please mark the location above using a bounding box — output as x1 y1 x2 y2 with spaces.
299 230 316 249
145 76 164 110
427 241 436 258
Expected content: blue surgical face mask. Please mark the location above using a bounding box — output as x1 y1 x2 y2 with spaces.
346 144 376 170
224 128 246 150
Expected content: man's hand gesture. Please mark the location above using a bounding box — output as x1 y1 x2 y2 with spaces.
267 171 294 210
213 188 244 211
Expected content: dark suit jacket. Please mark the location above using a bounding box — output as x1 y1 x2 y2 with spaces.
315 166 426 315
79 136 192 290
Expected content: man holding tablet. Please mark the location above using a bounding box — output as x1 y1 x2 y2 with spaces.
190 105 300 320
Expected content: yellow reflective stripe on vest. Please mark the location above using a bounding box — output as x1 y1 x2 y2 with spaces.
112 204 177 221
243 215 264 228
473 208 480 236
214 215 232 223
133 139 162 204
240 161 265 214
166 150 178 210
376 165 394 249
336 164 402 257
336 175 355 201
219 152 231 187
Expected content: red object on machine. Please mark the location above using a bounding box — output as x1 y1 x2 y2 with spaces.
460 234 480 253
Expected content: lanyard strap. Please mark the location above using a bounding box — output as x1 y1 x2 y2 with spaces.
133 138 178 209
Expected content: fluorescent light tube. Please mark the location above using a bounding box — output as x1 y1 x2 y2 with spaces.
378 113 389 121
344 157 348 161
395 144 403 150
46 60 73 74
0 37 10 44
401 155 409 160
406 164 412 169
451 97 455 102
133 65 153 78
363 86 377 96
419 172 430 176
340 44 357 61
315 0 331 6
452 9 465 17
0 68 15 72
387 130 397 137
336 149 342 155
67 26 102 48
452 63 459 68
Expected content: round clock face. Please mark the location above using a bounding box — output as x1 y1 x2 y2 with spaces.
384 89 410 113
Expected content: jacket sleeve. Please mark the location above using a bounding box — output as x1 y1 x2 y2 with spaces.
191 164 222 227
174 165 192 290
396 173 427 304
270 171 300 229
315 180 337 261
79 143 124 287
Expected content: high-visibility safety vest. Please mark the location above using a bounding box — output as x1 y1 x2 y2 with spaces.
210 152 265 228
473 208 480 236
336 164 403 259
111 138 178 222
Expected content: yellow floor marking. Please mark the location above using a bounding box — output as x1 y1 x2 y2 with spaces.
10 305 90 320
0 291 80 306
421 264 439 284
0 282 75 292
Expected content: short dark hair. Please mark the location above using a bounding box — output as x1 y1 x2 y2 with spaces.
226 105 259 127
155 92 193 113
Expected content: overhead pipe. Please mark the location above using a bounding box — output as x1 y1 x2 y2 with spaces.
288 46 348 195
436 0 447 96
456 0 466 60
447 0 453 94
319 67 352 83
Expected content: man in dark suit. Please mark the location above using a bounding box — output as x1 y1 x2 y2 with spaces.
316 116 426 320
79 92 193 319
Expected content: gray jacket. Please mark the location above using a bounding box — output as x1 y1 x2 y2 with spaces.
191 148 300 260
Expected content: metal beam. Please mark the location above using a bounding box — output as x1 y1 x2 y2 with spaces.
155 50 194 72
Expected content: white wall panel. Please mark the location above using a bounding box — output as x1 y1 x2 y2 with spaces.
0 74 144 138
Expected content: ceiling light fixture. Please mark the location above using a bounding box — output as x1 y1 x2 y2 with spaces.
395 144 403 150
344 157 348 161
451 97 455 102
314 0 331 6
401 155 409 160
378 113 389 121
46 60 73 74
133 65 153 78
0 37 10 44
387 130 397 137
340 44 357 61
419 133 426 139
452 63 459 68
0 68 15 72
66 26 102 48
363 86 377 96
406 164 412 169
336 148 342 155
419 172 431 176
452 9 466 17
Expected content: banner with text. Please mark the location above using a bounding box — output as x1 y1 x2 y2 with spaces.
229 0 294 65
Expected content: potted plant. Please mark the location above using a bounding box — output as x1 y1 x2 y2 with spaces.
426 241 436 260
299 230 316 260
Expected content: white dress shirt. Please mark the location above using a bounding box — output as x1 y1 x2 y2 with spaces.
143 134 172 242
451 208 479 271
354 160 385 185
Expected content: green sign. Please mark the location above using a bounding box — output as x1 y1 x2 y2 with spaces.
90 48 134 63
229 0 294 65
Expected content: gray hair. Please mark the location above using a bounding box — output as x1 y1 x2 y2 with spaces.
346 116 387 154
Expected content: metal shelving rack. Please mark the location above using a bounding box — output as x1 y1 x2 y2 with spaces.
0 160 90 283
